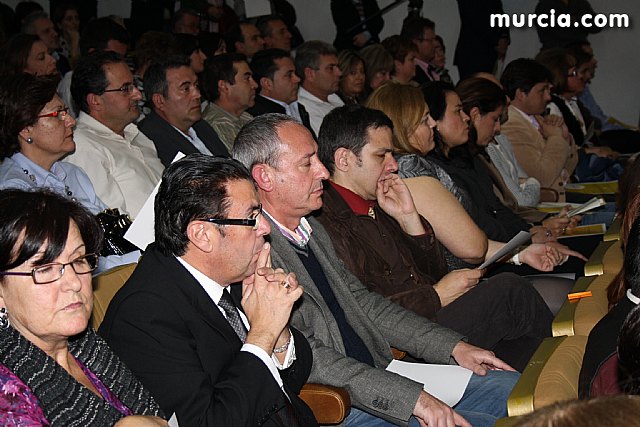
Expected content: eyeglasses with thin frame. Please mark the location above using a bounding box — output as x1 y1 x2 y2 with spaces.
102 83 136 95
205 204 263 231
567 69 578 77
38 107 70 121
0 253 98 285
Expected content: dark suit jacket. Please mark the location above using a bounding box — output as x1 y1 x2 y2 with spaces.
331 0 383 51
99 244 317 427
247 95 316 139
138 110 230 167
413 64 435 86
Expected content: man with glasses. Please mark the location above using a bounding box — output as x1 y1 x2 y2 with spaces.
400 16 439 85
65 50 164 218
100 154 317 426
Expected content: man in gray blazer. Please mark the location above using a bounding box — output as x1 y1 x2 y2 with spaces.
233 113 520 427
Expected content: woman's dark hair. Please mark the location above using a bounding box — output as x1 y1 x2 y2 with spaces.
0 33 41 76
0 73 60 160
456 77 507 152
421 80 457 160
174 33 201 56
198 32 224 58
0 189 103 274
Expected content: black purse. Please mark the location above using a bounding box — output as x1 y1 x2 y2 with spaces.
96 208 140 256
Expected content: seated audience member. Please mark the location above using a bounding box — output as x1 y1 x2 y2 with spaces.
51 3 80 68
431 35 453 85
139 55 228 167
474 71 544 208
568 43 640 154
365 82 583 273
201 53 257 151
58 17 131 118
0 73 140 270
173 33 207 74
22 11 70 76
66 51 164 218
608 158 640 305
535 48 623 183
513 395 640 427
256 15 293 52
579 195 640 398
247 48 314 135
359 43 393 97
100 155 317 426
401 16 440 84
331 0 383 51
381 34 418 85
0 73 100 210
315 104 554 371
336 49 366 105
225 21 265 60
295 40 344 135
500 58 579 194
426 79 577 242
172 8 200 35
233 113 520 427
0 189 166 425
0 33 57 76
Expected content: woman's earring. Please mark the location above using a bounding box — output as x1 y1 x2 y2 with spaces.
0 307 9 329
26 137 33 144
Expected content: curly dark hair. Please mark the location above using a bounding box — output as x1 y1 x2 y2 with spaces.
0 73 59 159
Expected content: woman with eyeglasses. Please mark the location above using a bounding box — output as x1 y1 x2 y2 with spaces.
0 73 140 270
0 189 167 426
0 73 105 211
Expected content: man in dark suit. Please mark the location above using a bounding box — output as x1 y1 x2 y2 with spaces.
401 17 440 85
139 55 229 167
248 48 315 138
100 154 317 426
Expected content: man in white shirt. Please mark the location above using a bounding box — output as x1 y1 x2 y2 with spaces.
100 154 317 426
65 50 164 217
295 40 344 136
248 48 315 137
138 55 229 167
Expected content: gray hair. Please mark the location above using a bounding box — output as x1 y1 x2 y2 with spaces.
294 40 337 84
232 113 298 171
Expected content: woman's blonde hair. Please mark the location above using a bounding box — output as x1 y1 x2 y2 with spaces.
365 82 425 155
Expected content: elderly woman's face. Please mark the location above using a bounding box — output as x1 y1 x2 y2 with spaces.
21 95 76 164
0 221 93 350
437 91 470 149
25 40 57 76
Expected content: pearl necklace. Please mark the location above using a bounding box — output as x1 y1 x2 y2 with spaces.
22 168 76 201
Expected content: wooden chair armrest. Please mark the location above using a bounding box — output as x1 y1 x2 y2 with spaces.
539 187 559 203
300 384 351 425
584 240 618 276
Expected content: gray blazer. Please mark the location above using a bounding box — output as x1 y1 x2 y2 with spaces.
267 216 464 424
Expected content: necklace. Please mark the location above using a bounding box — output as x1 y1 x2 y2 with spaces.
23 168 76 201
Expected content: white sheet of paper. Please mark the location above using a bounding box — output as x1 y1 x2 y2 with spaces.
477 231 531 270
386 360 472 407
124 152 186 249
245 0 271 18
567 196 605 217
168 413 180 427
